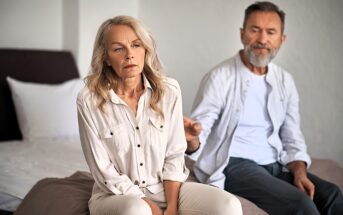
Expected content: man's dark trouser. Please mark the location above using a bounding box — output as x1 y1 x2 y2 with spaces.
224 157 343 215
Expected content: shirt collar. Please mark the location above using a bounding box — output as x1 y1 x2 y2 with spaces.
109 73 152 104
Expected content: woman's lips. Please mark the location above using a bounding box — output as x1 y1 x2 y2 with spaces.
124 64 136 69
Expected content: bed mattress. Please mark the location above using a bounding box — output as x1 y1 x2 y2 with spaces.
0 138 89 210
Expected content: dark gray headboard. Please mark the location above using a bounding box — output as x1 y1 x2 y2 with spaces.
0 49 79 141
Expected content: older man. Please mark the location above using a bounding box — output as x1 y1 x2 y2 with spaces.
184 1 343 214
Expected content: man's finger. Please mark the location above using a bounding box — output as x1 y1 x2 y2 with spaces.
191 122 202 135
308 187 315 200
296 182 306 194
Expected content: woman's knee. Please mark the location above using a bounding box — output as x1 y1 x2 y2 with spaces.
180 182 242 215
90 195 152 215
122 198 152 215
214 193 242 215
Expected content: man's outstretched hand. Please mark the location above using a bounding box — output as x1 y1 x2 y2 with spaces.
183 116 202 154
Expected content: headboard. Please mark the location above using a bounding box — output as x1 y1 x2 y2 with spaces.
0 49 79 141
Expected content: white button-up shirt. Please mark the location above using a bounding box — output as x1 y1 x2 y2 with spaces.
190 53 311 189
77 76 189 200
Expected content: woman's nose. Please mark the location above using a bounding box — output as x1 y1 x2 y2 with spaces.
126 49 134 60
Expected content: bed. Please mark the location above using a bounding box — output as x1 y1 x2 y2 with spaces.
0 49 90 214
1 49 342 215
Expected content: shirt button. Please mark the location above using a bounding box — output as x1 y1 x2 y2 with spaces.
142 180 146 184
110 131 113 135
160 125 163 128
140 163 143 166
136 126 139 130
137 144 141 148
134 180 139 185
104 181 107 185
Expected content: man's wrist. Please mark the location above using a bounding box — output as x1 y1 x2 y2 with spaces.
287 161 307 175
185 139 201 155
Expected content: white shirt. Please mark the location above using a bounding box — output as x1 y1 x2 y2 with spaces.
230 70 277 164
190 53 311 188
77 76 189 199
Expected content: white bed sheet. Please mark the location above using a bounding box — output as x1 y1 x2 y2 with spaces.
0 138 89 200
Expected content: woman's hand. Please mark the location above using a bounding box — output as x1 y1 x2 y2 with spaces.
164 207 178 215
142 197 163 215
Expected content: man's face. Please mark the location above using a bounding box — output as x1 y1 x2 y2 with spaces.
241 11 286 67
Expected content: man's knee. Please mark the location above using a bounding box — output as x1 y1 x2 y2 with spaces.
293 192 319 215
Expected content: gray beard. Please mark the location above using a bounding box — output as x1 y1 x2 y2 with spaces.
244 44 278 67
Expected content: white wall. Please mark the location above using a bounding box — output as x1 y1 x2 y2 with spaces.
0 0 63 49
138 0 343 165
0 0 342 165
76 0 139 76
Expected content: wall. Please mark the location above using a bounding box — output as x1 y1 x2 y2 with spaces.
76 0 139 75
0 0 63 49
138 0 343 165
0 0 342 165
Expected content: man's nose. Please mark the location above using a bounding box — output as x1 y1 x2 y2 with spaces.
257 31 268 44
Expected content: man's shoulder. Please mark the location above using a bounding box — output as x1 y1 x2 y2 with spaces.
269 62 294 81
207 55 238 78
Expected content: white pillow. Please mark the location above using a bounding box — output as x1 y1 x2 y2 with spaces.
6 77 85 141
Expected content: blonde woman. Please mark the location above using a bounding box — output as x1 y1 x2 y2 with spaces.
77 15 242 215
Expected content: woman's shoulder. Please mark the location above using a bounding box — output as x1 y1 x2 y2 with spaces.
77 85 95 106
163 77 181 95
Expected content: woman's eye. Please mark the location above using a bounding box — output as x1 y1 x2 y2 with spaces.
114 47 123 52
132 43 141 48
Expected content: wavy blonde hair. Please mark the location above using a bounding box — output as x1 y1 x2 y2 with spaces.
86 15 165 117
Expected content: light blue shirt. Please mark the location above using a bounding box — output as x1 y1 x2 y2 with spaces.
189 52 311 189
230 70 277 165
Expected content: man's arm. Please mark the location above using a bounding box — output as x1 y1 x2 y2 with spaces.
183 116 202 154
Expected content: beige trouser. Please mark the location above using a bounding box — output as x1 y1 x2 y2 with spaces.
89 182 242 215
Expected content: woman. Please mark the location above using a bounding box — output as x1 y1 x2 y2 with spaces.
77 15 242 215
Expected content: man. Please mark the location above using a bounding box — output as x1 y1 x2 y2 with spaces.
184 1 343 214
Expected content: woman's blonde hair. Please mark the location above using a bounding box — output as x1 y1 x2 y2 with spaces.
86 15 165 116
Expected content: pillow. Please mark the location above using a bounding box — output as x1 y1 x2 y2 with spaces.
6 77 84 141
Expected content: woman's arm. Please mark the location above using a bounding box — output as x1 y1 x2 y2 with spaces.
142 197 163 215
163 180 181 215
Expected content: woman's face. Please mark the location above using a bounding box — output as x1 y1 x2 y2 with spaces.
106 25 146 80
